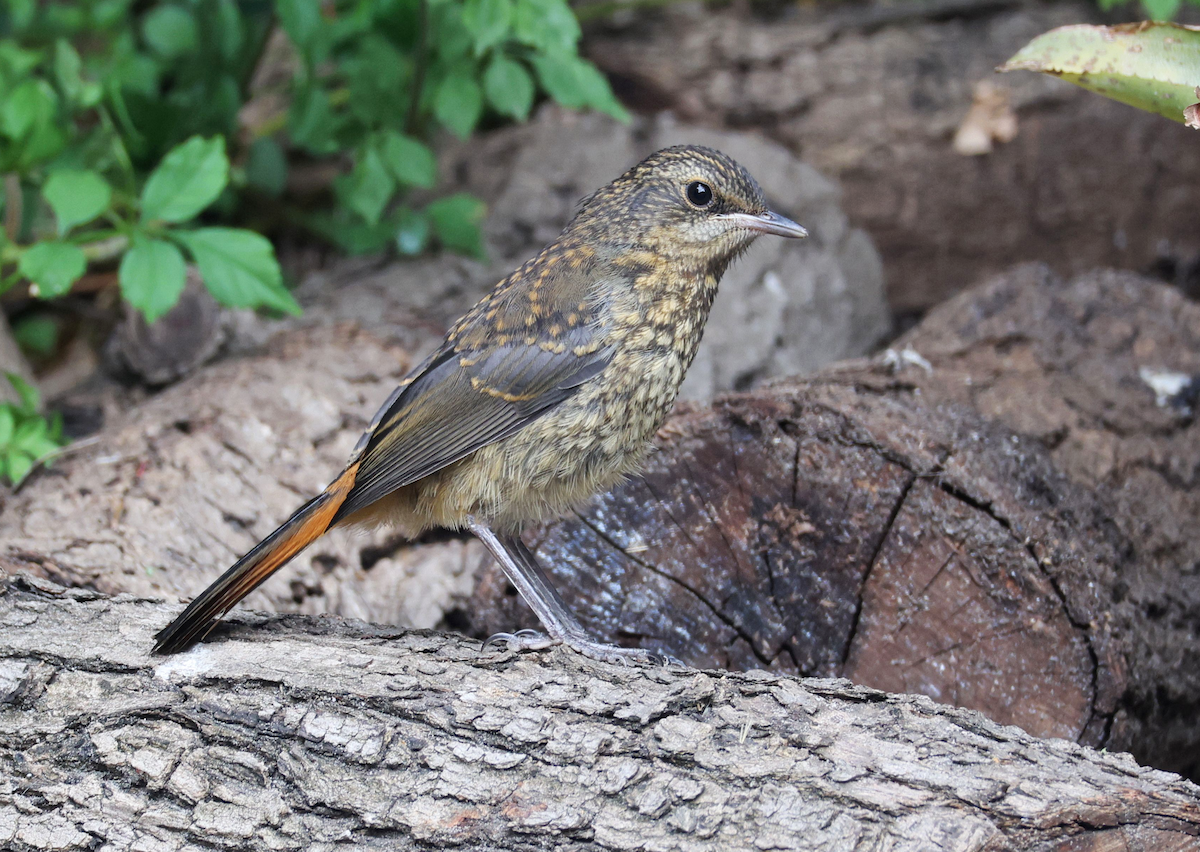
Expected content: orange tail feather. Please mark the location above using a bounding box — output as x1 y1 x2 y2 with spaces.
152 464 359 654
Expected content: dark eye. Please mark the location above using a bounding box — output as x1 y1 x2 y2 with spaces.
686 181 713 208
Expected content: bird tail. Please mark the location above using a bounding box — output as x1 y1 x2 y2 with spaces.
152 464 359 654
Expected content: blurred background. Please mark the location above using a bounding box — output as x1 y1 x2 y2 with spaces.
0 0 1197 463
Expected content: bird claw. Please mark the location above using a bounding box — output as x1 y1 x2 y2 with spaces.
483 629 557 653
560 637 686 668
482 629 685 668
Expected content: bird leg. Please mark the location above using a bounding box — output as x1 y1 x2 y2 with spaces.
467 518 677 665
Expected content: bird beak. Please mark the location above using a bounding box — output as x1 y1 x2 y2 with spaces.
721 210 808 239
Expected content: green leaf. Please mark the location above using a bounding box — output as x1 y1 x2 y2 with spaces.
140 136 230 223
463 0 514 54
0 407 13 448
211 0 245 61
245 137 288 196
1143 0 1183 18
1 79 55 140
434 72 484 139
303 210 396 255
426 193 486 257
12 415 50 454
6 0 34 33
175 228 300 315
484 54 534 120
4 373 39 413
143 5 199 58
12 315 58 356
338 146 396 226
6 449 33 484
289 87 338 155
379 132 437 189
999 23 1200 123
395 208 430 256
53 40 99 108
42 169 112 235
531 52 629 121
19 242 87 298
278 0 324 60
119 237 188 323
513 0 580 52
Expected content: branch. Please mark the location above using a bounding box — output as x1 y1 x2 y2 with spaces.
1 576 1197 851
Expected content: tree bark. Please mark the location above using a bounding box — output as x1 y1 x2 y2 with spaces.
471 266 1200 780
4 267 1199 783
2 576 1198 852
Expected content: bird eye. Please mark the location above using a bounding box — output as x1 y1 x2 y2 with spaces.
685 181 713 208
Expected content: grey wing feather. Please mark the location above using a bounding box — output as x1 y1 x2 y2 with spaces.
332 328 612 522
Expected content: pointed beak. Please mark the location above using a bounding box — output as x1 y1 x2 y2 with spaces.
720 210 808 239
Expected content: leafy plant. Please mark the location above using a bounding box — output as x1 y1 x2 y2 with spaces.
0 0 627 325
0 372 67 487
1097 0 1200 23
999 22 1200 127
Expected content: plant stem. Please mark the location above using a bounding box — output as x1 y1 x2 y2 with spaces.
406 0 430 134
3 175 22 243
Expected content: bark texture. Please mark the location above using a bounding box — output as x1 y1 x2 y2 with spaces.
470 342 1126 748
4 268 1198 783
471 266 1200 779
2 576 1198 852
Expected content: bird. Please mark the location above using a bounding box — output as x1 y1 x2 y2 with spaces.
152 145 807 663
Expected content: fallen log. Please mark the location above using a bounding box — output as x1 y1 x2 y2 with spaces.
468 267 1198 779
1 576 1197 852
1 267 1195 784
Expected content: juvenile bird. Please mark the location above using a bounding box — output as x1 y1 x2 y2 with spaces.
153 145 807 662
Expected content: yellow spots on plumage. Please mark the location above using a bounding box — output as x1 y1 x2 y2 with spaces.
525 314 537 328
528 288 540 302
548 324 562 338
525 335 536 346
567 313 579 327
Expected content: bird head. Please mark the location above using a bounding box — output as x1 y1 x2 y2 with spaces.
571 145 808 271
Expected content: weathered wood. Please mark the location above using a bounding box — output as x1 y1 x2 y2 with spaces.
469 369 1123 750
2 576 1198 852
4 267 1197 783
896 264 1200 781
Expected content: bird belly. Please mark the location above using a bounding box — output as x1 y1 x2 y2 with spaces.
372 347 687 534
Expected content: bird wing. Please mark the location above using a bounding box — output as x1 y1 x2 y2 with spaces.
332 259 612 522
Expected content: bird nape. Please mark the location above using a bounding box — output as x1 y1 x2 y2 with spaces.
153 145 807 663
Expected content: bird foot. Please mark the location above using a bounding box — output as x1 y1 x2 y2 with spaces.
483 628 556 653
483 629 683 667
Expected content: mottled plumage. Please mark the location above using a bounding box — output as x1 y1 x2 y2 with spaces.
154 145 807 661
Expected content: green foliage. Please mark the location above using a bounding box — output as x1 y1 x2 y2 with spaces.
1095 0 1200 20
12 314 58 356
1000 22 1200 126
0 0 626 327
0 373 67 487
